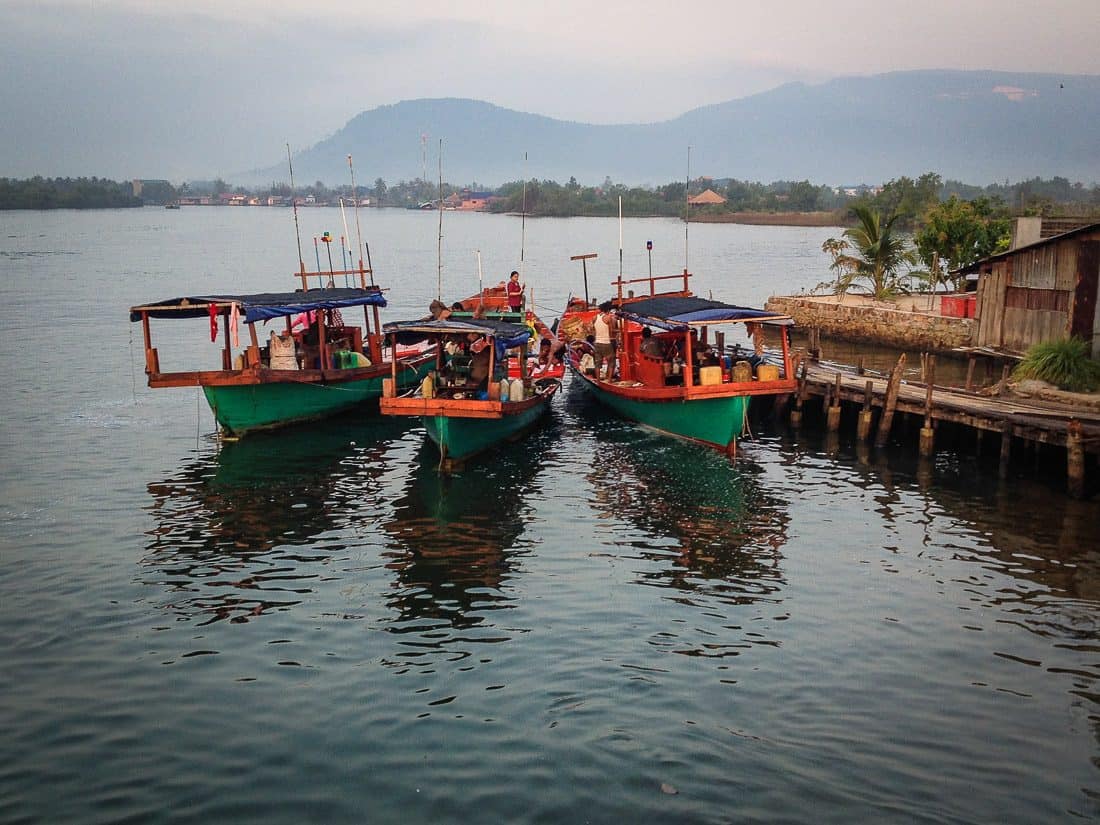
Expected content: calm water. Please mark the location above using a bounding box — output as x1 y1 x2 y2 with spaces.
2 207 1099 824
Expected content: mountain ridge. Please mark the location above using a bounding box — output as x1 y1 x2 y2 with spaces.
240 70 1100 188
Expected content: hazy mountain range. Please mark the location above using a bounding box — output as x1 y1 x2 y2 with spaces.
241 70 1100 188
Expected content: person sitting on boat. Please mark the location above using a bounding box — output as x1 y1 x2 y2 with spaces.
506 271 524 312
743 322 766 368
593 301 618 381
467 334 492 391
639 327 664 358
429 299 452 320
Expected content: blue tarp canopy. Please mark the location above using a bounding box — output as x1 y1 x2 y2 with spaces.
384 317 532 359
129 287 386 324
616 296 792 331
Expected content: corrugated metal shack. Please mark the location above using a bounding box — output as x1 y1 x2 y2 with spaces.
963 222 1100 357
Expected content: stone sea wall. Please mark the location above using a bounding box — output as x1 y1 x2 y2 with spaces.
765 296 973 352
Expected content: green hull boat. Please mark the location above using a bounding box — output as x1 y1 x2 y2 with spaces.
572 372 749 448
422 397 552 464
204 359 433 436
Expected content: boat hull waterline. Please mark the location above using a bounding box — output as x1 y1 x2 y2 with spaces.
203 359 434 435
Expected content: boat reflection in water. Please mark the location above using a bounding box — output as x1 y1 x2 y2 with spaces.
141 414 411 626
377 419 555 667
584 414 792 657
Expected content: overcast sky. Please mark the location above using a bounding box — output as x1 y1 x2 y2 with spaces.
1 0 1097 181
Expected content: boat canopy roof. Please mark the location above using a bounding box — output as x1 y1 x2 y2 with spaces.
616 296 792 331
129 287 386 324
384 317 532 355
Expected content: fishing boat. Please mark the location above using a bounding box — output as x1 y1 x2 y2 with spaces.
558 269 797 456
129 263 435 437
379 316 561 472
443 282 566 381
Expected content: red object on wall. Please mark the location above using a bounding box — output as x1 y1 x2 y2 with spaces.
940 294 967 318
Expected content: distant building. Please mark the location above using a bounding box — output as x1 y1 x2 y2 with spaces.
687 189 727 206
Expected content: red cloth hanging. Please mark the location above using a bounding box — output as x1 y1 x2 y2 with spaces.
208 303 218 342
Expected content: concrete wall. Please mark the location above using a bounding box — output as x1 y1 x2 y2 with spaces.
765 296 974 352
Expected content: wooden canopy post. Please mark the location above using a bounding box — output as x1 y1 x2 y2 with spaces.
570 253 597 307
221 309 232 370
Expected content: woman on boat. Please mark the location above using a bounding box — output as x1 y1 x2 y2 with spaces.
506 271 524 312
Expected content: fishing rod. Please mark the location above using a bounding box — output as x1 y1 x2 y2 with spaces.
287 143 305 277
338 197 353 287
477 249 484 306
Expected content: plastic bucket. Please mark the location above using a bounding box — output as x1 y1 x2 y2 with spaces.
756 363 780 382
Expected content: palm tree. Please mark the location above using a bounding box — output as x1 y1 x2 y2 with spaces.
842 204 916 300
820 237 855 298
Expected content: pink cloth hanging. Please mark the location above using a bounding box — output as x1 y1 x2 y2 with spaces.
229 303 241 348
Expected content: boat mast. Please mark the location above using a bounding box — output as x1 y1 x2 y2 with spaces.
287 143 306 283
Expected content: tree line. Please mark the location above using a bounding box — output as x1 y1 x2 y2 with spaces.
0 177 143 209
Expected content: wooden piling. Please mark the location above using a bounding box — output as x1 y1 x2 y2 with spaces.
1067 420 1086 499
965 356 976 392
920 356 936 457
875 354 906 448
999 420 1012 479
857 380 874 441
790 360 808 427
827 372 842 431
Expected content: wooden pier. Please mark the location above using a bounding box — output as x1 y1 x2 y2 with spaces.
780 354 1100 498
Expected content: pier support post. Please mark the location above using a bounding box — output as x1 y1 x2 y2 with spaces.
919 356 936 458
999 421 1012 479
857 380 874 442
790 361 808 428
875 354 906 448
1067 420 1086 499
965 356 976 392
827 372 842 432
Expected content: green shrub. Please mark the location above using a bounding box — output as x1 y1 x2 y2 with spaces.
1012 338 1100 392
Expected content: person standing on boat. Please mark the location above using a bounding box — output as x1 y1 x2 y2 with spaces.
593 301 618 381
506 271 524 312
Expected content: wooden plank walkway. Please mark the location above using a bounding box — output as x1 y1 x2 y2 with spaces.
783 354 1099 497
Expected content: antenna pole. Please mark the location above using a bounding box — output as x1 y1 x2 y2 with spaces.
347 154 371 286
287 143 305 277
520 151 528 282
684 145 691 274
618 195 624 284
437 138 444 302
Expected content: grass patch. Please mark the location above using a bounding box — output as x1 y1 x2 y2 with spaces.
1013 338 1100 393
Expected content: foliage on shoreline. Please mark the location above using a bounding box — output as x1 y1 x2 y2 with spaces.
0 177 143 210
1013 339 1100 393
